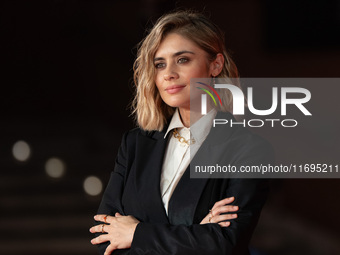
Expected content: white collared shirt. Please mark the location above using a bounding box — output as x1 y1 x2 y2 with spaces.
160 108 217 214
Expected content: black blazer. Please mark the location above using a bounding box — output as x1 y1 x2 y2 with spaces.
96 112 274 255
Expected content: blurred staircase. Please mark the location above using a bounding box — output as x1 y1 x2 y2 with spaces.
1 120 120 255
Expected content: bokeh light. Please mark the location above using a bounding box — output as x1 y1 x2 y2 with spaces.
83 176 103 196
12 140 31 161
45 157 65 178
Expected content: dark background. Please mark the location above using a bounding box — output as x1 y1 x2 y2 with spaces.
1 0 340 254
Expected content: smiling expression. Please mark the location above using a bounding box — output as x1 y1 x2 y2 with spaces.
154 33 216 111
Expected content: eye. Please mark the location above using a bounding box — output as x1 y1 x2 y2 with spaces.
178 57 189 64
155 62 166 69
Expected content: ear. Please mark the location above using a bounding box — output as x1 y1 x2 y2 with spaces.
209 53 224 77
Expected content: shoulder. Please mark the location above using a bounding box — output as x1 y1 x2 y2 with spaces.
122 127 165 145
230 128 275 166
124 127 164 138
209 112 275 162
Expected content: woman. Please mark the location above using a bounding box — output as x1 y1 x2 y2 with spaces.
90 10 273 255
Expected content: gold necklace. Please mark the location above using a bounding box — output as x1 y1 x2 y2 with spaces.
173 128 195 145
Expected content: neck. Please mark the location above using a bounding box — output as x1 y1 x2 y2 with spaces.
179 106 212 128
178 100 215 127
179 108 190 127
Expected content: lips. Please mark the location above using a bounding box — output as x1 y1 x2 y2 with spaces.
165 85 186 94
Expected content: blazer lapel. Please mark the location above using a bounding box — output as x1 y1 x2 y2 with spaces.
133 112 235 226
167 163 209 226
134 130 170 223
168 111 236 225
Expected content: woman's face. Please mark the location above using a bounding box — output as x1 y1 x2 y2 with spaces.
154 33 215 111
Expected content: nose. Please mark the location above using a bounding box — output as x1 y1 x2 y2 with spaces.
163 65 179 81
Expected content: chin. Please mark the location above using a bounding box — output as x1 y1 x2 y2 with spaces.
161 96 187 108
167 103 190 110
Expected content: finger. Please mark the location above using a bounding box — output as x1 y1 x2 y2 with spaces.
89 224 108 233
104 244 117 255
199 215 209 224
212 197 235 210
213 213 237 223
200 207 236 225
213 205 238 216
218 221 231 227
90 234 110 245
115 212 122 217
94 214 113 223
214 196 234 207
202 212 215 224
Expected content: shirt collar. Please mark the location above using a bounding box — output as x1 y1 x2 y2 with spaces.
164 108 217 144
164 109 186 138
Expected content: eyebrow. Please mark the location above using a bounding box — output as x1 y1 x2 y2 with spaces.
154 50 195 62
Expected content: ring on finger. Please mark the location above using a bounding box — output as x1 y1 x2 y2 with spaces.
104 215 108 223
209 209 214 217
101 224 105 233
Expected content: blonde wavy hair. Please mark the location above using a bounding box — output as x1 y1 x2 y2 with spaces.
132 10 240 131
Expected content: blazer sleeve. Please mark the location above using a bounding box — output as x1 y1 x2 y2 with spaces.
129 137 273 255
95 131 133 255
130 179 269 255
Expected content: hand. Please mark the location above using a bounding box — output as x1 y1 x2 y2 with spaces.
90 213 140 255
200 197 238 227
